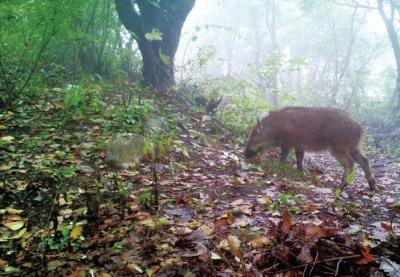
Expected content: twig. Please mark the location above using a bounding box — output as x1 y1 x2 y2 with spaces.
308 251 319 276
269 254 361 274
335 258 343 276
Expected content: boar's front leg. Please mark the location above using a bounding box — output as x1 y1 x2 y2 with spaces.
280 147 289 163
295 149 304 171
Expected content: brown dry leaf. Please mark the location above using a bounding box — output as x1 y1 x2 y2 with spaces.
305 203 317 212
281 208 292 236
248 236 270 249
227 212 235 224
0 259 8 269
298 246 313 263
227 235 242 259
381 222 393 232
257 195 272 205
304 224 326 243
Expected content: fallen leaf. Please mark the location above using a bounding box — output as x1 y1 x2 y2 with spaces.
70 226 82 240
227 235 242 259
6 208 24 215
298 246 313 263
211 252 222 260
4 221 24 231
199 225 214 236
381 222 393 232
0 259 8 269
257 195 272 205
127 263 143 273
248 236 270 249
356 248 375 265
305 224 326 243
0 136 14 142
280 208 292 236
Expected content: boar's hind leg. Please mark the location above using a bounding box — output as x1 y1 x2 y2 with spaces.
295 149 304 171
332 151 355 189
351 149 376 191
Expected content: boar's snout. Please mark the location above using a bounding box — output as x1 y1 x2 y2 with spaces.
244 148 257 159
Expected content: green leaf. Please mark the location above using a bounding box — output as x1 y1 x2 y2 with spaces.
279 193 288 205
145 29 163 41
335 188 342 198
346 169 355 185
61 226 70 238
159 50 170 65
61 166 76 178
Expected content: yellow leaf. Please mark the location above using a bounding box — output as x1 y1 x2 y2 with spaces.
199 225 214 236
0 136 14 142
187 221 202 230
98 273 112 277
127 263 143 273
0 161 16 171
6 208 24 215
70 226 82 240
12 228 27 239
257 195 272 205
4 221 24 231
54 103 65 110
227 235 242 259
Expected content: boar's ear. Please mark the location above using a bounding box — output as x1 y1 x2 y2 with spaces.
256 117 260 124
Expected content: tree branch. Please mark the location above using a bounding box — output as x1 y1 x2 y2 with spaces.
115 0 143 36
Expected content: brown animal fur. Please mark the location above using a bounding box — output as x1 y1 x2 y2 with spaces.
244 107 375 191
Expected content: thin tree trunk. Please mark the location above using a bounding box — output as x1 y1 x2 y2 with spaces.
378 0 400 108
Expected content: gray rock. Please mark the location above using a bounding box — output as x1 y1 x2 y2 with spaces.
105 133 145 169
142 115 167 133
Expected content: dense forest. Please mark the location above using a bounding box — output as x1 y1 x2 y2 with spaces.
0 0 399 276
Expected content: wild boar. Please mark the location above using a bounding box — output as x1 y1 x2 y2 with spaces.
244 107 375 191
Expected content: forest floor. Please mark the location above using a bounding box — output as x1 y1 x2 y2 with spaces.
1 94 400 276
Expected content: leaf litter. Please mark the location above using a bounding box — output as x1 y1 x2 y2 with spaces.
0 98 399 276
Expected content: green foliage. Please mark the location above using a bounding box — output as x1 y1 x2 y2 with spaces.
213 77 271 140
63 84 106 115
260 161 304 179
64 86 86 112
0 0 132 107
112 101 154 134
137 188 156 210
265 192 300 214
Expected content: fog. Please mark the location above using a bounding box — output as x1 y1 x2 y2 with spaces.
176 0 394 104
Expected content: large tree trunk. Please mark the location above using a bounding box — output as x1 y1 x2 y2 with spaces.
137 38 175 92
115 0 195 93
